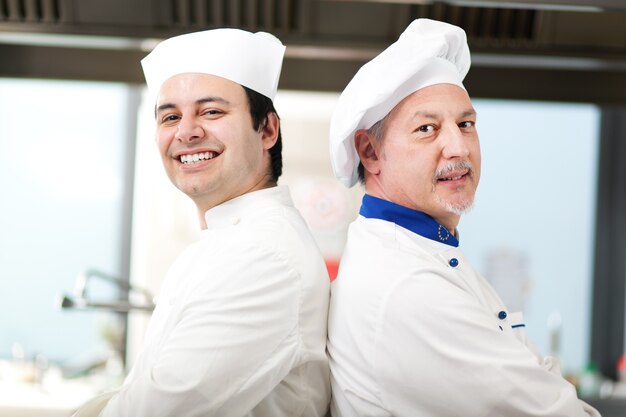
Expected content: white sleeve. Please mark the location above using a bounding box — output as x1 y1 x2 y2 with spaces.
374 271 600 417
100 243 301 417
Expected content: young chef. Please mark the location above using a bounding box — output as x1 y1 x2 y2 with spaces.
74 28 330 417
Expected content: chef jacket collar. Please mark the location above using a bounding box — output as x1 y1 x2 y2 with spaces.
203 185 293 230
359 194 459 247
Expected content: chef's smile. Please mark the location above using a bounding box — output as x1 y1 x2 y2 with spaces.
175 150 221 168
436 170 469 187
434 162 472 189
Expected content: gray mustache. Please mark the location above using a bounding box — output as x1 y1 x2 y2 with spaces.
434 160 473 180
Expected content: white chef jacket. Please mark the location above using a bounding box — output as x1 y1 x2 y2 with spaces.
100 186 331 417
327 195 599 417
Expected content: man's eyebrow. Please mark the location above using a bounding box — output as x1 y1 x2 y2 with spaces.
461 109 477 118
412 110 438 119
156 96 231 113
156 103 175 113
411 109 477 119
196 96 231 106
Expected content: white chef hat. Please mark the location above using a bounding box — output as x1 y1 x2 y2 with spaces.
329 18 471 187
141 28 285 102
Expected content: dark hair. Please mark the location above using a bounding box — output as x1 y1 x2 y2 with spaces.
243 86 282 183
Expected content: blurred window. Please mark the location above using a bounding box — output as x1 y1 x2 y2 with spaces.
0 78 135 376
461 99 599 374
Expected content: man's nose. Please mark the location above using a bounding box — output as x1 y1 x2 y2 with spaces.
441 124 470 159
176 117 204 143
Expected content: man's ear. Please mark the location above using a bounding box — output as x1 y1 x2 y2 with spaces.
260 112 279 150
355 129 381 176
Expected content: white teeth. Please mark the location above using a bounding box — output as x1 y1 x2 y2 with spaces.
180 152 215 164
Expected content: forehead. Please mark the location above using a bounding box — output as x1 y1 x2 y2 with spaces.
389 83 474 121
156 72 246 107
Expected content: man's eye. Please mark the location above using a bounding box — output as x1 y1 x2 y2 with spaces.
203 109 223 116
416 124 435 133
459 121 475 129
160 114 179 123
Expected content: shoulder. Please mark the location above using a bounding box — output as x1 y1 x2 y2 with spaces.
203 197 328 293
333 217 490 347
337 216 450 292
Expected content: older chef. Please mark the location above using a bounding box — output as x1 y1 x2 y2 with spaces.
326 19 600 417
74 28 330 417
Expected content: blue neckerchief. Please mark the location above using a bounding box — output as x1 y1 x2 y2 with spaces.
359 194 459 247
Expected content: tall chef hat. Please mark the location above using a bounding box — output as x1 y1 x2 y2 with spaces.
141 28 285 102
329 18 471 187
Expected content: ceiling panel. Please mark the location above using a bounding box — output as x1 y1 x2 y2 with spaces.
0 0 625 103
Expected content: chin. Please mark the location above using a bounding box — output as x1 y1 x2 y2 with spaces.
437 196 475 216
175 181 208 198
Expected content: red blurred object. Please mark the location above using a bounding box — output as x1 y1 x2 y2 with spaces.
618 355 626 383
325 259 340 282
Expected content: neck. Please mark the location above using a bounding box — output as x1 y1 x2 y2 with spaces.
435 215 460 236
359 194 460 247
365 188 460 236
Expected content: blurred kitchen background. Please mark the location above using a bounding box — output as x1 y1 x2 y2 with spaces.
1 0 626 416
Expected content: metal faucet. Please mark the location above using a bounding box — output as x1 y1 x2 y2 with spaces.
58 268 155 313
